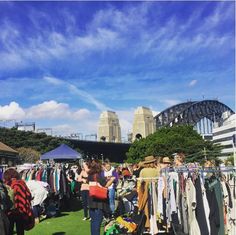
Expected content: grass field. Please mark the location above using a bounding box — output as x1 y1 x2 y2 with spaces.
25 210 92 235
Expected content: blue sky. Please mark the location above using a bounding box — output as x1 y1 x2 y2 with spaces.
0 1 235 138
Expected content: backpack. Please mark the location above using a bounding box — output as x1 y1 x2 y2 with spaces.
0 182 14 211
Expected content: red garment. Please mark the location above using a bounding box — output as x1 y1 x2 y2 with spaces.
122 169 131 177
36 169 43 181
10 179 33 217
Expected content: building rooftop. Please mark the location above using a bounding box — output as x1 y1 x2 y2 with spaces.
0 142 18 154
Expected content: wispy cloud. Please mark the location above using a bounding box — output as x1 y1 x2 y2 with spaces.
0 2 233 73
44 76 109 111
189 79 198 87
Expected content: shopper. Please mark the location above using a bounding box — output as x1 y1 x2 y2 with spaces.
88 160 112 235
77 160 90 220
132 162 143 178
102 159 118 216
3 168 33 235
139 156 159 178
174 153 186 167
26 180 48 224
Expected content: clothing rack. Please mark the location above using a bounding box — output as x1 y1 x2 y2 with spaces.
137 177 159 180
161 166 236 173
136 168 236 235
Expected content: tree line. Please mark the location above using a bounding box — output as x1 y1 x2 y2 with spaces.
0 127 76 163
0 125 225 165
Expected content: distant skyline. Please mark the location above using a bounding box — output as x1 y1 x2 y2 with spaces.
0 1 235 138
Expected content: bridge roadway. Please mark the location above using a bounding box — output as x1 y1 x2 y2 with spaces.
67 139 131 163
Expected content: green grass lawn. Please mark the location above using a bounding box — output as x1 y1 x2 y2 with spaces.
25 210 92 235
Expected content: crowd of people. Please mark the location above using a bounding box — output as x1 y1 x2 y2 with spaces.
0 153 230 235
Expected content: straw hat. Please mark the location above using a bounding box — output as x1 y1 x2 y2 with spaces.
142 156 156 164
162 157 171 164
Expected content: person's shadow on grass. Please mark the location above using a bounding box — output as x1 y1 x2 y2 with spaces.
52 232 66 235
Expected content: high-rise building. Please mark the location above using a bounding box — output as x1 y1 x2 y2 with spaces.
213 112 236 159
98 111 121 143
132 107 155 141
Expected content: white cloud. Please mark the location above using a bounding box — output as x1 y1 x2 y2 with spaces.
116 109 135 135
26 100 90 120
0 101 90 121
0 102 25 120
51 124 76 136
189 79 198 87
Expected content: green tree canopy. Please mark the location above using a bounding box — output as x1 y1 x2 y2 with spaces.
17 147 41 163
126 125 222 164
0 127 77 155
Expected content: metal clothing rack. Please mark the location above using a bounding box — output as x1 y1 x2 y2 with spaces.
137 177 159 180
160 166 236 173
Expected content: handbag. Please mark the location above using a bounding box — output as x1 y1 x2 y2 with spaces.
89 175 108 200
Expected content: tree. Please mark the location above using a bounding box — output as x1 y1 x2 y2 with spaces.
225 155 234 166
17 147 41 163
126 125 221 164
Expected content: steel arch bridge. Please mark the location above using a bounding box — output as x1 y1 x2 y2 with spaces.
154 100 234 129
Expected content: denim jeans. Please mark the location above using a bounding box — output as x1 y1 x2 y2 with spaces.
33 205 41 218
90 208 103 235
108 187 115 214
81 190 89 218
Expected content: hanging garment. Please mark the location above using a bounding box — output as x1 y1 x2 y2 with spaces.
166 172 178 225
195 176 209 235
138 181 150 229
185 178 201 235
56 168 61 193
221 180 229 233
205 179 220 235
224 180 235 235
41 169 47 183
179 173 188 234
157 177 164 219
211 179 225 235
200 177 211 235
149 181 158 235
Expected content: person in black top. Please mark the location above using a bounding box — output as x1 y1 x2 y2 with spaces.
88 160 113 235
132 163 143 178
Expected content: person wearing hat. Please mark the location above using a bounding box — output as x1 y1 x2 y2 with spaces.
161 157 171 167
139 156 159 178
159 157 172 175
